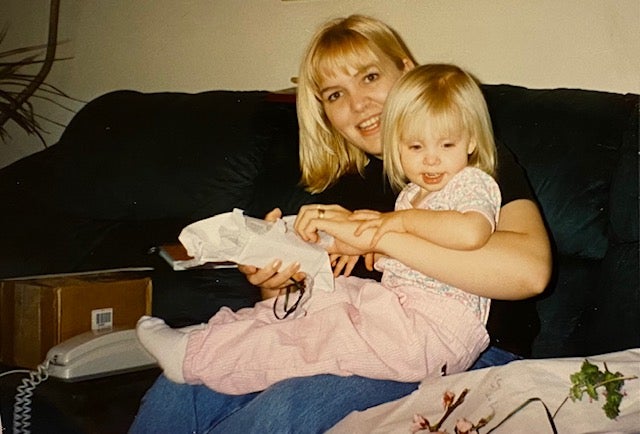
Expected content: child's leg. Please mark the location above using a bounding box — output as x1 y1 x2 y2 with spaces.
183 277 488 395
136 316 190 383
183 278 409 393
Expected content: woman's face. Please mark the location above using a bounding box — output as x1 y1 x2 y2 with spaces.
318 54 412 157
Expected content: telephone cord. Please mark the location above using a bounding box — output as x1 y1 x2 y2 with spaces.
11 361 50 434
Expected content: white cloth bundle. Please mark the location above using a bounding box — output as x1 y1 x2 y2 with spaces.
178 209 335 292
329 348 640 433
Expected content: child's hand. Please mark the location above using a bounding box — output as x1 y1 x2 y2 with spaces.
353 211 407 247
314 219 375 255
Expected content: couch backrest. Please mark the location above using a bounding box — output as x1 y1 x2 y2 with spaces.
11 85 635 254
21 90 301 222
484 85 638 258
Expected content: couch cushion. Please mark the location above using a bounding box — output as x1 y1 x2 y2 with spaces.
531 255 599 357
584 242 640 355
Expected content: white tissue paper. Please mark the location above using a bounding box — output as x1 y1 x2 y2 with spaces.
178 209 335 292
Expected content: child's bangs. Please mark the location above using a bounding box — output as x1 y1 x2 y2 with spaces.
401 104 466 142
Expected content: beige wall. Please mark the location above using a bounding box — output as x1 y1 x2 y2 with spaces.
2 0 639 168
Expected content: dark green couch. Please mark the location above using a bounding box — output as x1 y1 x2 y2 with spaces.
1 84 638 360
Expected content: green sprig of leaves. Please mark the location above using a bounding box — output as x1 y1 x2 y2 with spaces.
567 360 635 419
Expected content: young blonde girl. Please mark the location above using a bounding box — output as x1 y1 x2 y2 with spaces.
136 63 501 395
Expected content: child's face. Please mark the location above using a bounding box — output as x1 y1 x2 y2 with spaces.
399 124 476 195
318 53 412 157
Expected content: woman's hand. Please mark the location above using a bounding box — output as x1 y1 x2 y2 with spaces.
336 251 377 272
294 204 352 243
349 209 381 221
238 260 305 299
295 204 383 276
237 207 305 299
295 204 380 257
329 254 360 277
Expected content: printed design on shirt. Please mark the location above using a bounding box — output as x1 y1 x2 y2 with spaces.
375 167 500 324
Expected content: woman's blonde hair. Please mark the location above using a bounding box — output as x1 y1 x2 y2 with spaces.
382 64 497 192
297 15 416 193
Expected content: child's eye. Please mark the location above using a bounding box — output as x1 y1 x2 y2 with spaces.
442 142 456 148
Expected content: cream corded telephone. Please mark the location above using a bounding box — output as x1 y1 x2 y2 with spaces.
45 328 157 381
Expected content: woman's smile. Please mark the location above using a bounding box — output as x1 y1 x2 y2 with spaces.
358 114 381 134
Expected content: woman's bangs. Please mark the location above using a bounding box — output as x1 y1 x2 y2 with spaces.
311 36 379 93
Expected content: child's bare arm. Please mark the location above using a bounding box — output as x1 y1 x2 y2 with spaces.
355 209 493 251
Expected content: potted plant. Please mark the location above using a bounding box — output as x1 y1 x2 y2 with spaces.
0 0 77 147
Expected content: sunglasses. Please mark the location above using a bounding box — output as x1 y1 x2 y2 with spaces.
273 278 306 320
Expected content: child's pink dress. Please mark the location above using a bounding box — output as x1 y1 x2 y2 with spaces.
182 167 500 395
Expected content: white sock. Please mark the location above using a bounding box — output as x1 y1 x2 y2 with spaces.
136 316 188 383
179 322 206 333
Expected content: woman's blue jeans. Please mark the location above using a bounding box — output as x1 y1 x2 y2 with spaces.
129 346 518 434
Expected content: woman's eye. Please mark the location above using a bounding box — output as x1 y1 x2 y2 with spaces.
326 91 341 102
364 72 379 83
442 142 455 148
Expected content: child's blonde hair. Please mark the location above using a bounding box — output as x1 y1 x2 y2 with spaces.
382 64 497 192
297 15 417 193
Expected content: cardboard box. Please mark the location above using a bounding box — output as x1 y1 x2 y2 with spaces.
0 271 152 369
